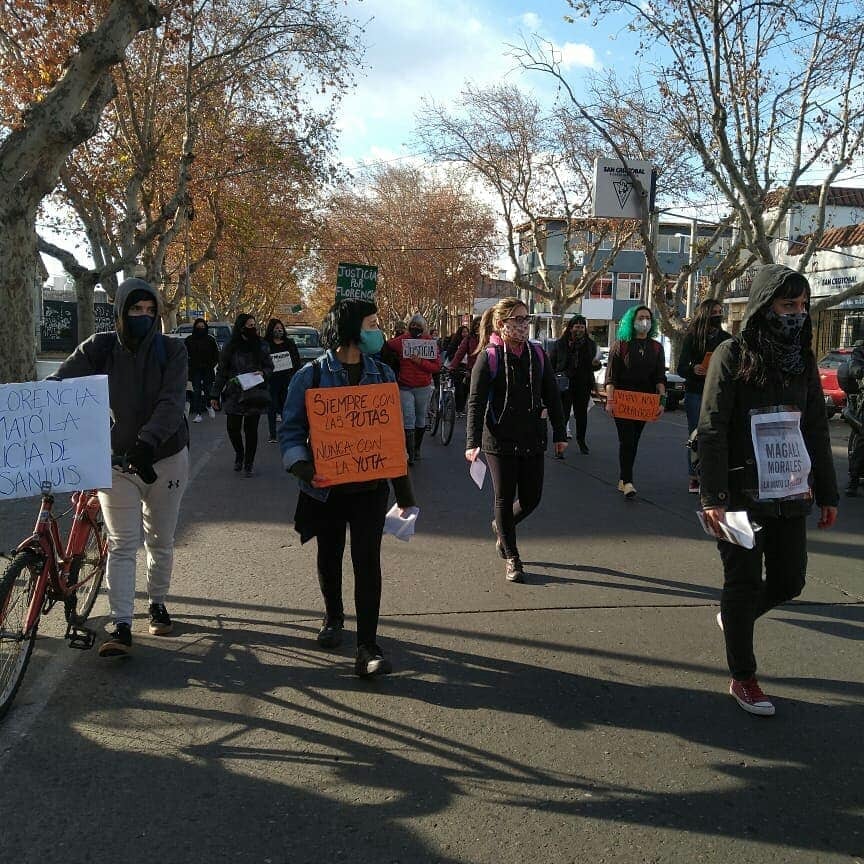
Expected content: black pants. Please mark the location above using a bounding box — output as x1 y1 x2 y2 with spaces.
849 428 864 484
560 380 592 440
268 375 291 438
452 368 469 413
315 482 389 648
485 452 545 559
718 515 807 680
189 366 214 415
226 413 260 468
614 418 646 483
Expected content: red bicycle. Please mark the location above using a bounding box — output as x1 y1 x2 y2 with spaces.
0 482 108 719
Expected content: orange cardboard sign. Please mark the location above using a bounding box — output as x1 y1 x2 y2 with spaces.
701 351 713 370
305 383 407 486
612 389 661 421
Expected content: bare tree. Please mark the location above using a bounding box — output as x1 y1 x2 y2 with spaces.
0 0 160 383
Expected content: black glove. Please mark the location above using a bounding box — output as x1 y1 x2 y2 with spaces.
125 439 157 484
289 460 315 483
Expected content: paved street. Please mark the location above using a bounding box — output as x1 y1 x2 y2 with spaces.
0 407 862 864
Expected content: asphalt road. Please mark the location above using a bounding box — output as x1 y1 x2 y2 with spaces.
0 407 862 864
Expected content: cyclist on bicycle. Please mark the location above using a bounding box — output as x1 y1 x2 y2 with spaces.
52 278 189 657
382 314 441 464
447 317 481 415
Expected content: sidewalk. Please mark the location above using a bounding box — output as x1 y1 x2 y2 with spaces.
0 411 861 864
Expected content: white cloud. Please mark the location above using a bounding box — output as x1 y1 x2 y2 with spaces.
558 41 600 69
521 12 542 30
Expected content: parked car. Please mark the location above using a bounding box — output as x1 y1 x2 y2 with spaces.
170 321 232 353
284 325 325 363
818 347 853 417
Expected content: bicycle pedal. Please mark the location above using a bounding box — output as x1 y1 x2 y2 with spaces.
65 623 96 650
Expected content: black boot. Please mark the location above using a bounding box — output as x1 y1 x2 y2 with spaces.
413 427 425 460
404 429 415 466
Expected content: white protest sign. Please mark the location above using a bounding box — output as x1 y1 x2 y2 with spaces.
236 372 265 390
402 339 438 361
750 410 812 500
271 351 294 373
0 375 112 499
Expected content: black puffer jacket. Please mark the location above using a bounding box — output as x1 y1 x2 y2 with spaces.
698 264 838 517
185 323 220 371
676 327 732 394
467 339 566 456
551 334 597 387
212 338 274 416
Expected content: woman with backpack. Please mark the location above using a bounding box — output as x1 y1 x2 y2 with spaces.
677 299 732 493
699 265 838 716
465 298 567 583
278 298 417 677
605 305 667 499
211 313 274 477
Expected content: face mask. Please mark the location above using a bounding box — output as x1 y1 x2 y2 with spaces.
764 309 807 343
243 327 257 338
359 327 384 355
408 326 423 338
502 319 530 343
709 315 723 328
193 327 206 336
634 319 651 334
126 315 154 340
274 329 284 338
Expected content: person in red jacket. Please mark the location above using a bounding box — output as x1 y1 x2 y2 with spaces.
383 313 442 464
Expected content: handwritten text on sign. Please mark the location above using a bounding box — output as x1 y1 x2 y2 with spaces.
0 376 112 499
612 389 661 421
306 383 406 486
401 339 438 360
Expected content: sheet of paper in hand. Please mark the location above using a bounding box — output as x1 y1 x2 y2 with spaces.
305 382 407 486
0 375 112 499
402 339 438 361
236 372 265 390
750 409 811 500
271 351 294 373
612 390 661 421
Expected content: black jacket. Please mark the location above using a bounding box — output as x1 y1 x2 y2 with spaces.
698 264 838 517
551 334 597 387
676 328 732 394
212 338 274 416
606 338 666 394
265 336 302 383
467 341 566 456
185 326 220 371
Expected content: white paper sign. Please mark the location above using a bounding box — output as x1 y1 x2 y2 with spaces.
236 372 265 391
0 375 112 499
383 504 420 541
750 410 811 500
402 339 438 361
271 351 294 373
469 457 487 489
697 510 758 549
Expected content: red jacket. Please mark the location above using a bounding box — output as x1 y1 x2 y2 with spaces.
385 333 441 388
448 334 480 371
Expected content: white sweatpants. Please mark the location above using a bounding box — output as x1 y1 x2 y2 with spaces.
97 447 189 625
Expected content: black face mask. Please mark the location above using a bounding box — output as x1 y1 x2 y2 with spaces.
764 309 807 343
243 328 257 339
408 326 423 337
709 315 723 328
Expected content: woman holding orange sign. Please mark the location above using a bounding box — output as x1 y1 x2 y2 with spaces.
279 298 416 678
605 305 667 499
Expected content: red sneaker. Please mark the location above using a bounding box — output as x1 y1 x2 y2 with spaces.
729 677 775 716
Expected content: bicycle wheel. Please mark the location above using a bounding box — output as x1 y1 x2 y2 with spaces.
0 550 42 720
65 509 107 623
427 390 441 435
440 392 456 445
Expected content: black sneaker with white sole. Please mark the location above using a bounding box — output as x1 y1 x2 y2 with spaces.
355 644 392 677
99 622 132 657
148 603 173 636
317 618 344 649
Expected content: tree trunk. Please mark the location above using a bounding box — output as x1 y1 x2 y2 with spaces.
76 275 97 340
0 216 41 382
666 329 685 373
550 297 567 338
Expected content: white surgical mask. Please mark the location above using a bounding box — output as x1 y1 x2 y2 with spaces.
634 319 651 334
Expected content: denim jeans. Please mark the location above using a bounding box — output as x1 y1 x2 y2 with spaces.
684 391 702 478
399 385 433 431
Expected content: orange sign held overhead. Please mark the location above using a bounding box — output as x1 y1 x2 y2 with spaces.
612 389 661 422
305 383 407 487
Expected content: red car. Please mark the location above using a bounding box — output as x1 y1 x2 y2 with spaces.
818 348 853 417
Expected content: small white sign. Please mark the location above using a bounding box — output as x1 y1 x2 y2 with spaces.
469 457 487 489
0 375 112 499
271 351 294 373
750 409 812 500
402 339 438 361
384 504 420 541
592 157 655 219
236 372 265 391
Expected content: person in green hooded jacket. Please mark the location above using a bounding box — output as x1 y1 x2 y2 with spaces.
698 264 839 717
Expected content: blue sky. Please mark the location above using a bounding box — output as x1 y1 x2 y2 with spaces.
335 0 624 165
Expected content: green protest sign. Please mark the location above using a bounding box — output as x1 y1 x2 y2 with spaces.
335 263 378 302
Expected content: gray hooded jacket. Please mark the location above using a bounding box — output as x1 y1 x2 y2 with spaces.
54 278 189 463
697 264 838 516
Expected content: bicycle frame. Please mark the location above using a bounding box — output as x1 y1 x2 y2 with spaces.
16 484 103 635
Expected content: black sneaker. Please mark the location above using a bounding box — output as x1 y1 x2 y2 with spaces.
99 622 132 657
355 643 392 677
316 618 344 649
148 603 173 636
233 458 243 472
577 439 589 455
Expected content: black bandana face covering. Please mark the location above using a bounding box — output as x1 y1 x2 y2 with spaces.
764 310 807 344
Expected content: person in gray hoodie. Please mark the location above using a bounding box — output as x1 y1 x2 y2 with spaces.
53 277 189 657
698 264 838 716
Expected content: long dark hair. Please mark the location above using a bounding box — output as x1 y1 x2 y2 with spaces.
320 299 378 349
227 313 264 358
687 299 723 357
737 280 812 384
264 318 285 342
